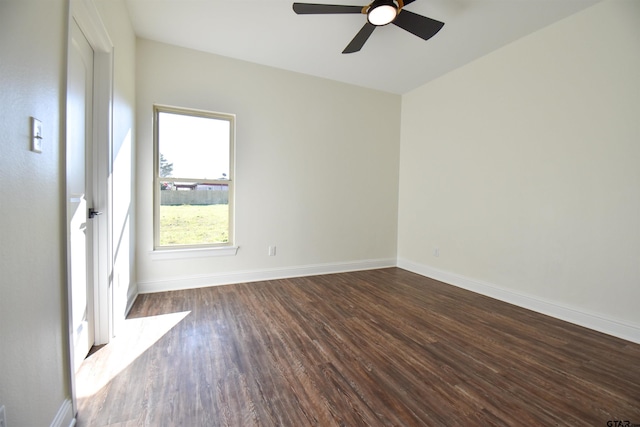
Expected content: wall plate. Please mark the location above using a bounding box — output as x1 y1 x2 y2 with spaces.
31 116 43 153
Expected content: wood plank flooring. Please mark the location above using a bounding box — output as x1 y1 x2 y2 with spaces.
76 268 640 426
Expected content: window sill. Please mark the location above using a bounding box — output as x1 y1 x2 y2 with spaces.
150 246 239 260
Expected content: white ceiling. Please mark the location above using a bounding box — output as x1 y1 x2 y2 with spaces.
125 0 600 94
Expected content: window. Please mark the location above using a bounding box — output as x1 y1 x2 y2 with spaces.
153 105 234 250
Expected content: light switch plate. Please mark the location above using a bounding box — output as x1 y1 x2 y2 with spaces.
31 116 42 153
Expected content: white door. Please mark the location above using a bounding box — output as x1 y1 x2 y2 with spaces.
67 18 96 371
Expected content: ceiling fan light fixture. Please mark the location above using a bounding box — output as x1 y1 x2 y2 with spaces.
367 0 397 26
292 0 445 54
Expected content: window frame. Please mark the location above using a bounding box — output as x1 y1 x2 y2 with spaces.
153 104 235 251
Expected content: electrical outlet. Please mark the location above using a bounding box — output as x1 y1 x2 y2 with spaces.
433 247 440 257
0 404 7 427
268 245 276 256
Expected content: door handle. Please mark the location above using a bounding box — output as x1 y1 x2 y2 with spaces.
88 208 103 219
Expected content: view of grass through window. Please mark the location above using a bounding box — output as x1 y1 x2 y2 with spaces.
159 204 229 246
154 106 234 248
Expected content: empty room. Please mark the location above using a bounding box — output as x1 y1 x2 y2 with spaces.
1 0 639 426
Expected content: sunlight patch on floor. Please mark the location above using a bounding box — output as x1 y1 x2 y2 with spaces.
75 311 191 398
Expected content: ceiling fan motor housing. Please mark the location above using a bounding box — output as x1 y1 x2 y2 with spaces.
367 0 399 26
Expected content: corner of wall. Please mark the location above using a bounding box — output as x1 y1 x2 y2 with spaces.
398 258 640 345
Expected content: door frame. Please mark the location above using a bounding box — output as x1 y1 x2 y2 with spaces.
66 0 114 414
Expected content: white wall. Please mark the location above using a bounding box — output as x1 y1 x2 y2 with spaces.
0 0 136 424
398 0 640 340
0 0 71 425
135 39 401 292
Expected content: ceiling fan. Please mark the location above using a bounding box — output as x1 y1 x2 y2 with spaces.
292 0 444 54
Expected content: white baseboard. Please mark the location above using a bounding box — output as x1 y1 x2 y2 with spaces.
50 398 75 427
397 258 640 344
125 283 138 316
137 258 397 294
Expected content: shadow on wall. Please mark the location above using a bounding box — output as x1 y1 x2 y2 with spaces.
112 128 135 327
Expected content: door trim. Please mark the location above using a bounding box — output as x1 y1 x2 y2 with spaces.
66 0 113 415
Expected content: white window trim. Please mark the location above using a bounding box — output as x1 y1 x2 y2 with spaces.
153 104 236 252
149 245 239 260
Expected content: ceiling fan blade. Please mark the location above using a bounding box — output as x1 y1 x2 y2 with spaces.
293 3 363 14
392 9 444 41
342 22 376 54
401 0 417 6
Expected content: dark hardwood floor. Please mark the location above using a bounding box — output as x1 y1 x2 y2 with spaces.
76 268 640 426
